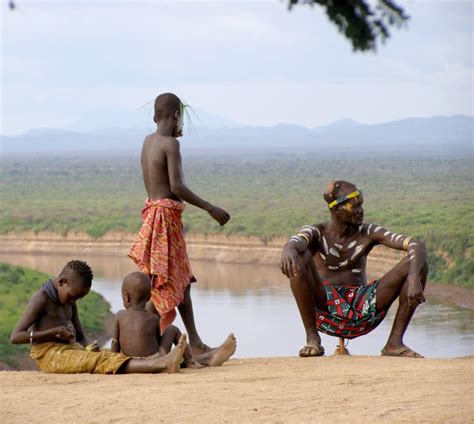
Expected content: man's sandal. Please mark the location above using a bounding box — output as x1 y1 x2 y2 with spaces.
299 341 325 357
381 347 424 358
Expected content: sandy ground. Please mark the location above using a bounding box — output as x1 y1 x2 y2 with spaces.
1 356 473 424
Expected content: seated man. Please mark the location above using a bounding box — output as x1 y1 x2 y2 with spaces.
11 260 186 374
111 271 236 367
280 180 428 358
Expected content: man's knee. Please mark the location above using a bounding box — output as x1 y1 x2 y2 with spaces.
290 251 314 283
299 249 315 268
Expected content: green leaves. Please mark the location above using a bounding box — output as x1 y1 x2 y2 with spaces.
288 0 409 52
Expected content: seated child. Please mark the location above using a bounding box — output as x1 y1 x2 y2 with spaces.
111 272 236 367
10 260 185 374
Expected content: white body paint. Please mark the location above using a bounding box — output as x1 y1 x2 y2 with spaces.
322 236 329 255
350 244 364 260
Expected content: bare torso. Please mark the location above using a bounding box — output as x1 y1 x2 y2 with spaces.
32 292 76 344
141 133 181 201
309 222 377 286
116 309 161 357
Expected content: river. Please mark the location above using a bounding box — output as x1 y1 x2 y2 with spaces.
1 252 473 358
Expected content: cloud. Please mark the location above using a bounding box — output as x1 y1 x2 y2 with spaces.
1 0 472 134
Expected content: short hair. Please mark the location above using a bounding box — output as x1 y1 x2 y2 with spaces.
154 93 181 122
323 180 358 206
62 260 93 288
122 272 151 304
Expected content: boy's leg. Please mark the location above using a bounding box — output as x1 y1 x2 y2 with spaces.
192 333 237 367
160 325 181 353
122 334 187 374
160 325 201 367
177 284 211 354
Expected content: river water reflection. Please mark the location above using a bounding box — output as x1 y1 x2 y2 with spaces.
1 253 473 358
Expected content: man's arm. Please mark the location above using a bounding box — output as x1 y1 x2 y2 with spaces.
367 224 427 266
368 224 427 307
165 138 230 226
281 225 321 278
10 291 74 344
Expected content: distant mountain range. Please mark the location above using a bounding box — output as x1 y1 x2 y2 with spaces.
1 115 472 156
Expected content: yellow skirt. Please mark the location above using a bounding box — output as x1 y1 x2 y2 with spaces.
30 342 130 374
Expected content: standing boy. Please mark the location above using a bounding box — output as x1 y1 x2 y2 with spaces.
129 93 234 356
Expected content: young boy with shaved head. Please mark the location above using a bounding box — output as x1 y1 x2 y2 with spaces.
281 181 428 358
11 260 186 374
128 92 236 357
112 272 236 367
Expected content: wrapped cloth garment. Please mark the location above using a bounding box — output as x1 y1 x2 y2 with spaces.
30 342 130 374
315 280 386 339
128 198 195 332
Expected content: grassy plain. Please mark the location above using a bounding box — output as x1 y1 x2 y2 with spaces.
0 154 472 285
0 263 112 367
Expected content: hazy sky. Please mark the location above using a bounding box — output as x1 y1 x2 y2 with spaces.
1 0 473 134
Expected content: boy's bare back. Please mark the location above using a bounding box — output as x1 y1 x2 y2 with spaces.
115 309 161 357
141 134 181 201
140 93 230 224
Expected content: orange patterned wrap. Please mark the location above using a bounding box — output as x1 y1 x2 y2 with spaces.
128 198 195 332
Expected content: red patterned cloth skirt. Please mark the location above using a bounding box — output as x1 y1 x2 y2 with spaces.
128 198 195 332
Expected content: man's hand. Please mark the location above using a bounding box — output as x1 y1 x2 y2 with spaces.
280 243 302 279
208 205 230 226
406 272 425 309
54 326 75 342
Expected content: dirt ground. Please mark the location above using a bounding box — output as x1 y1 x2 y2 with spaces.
1 355 473 423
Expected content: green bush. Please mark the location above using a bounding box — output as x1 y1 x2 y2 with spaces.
0 155 472 286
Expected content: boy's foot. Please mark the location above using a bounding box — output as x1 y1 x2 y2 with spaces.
199 333 237 367
184 358 205 369
190 342 215 356
163 334 187 373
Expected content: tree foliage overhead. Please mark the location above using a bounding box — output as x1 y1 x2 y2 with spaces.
7 0 408 52
288 0 409 52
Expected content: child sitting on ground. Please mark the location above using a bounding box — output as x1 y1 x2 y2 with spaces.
10 260 186 374
111 272 236 367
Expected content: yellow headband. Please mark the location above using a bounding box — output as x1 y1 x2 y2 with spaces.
328 190 360 209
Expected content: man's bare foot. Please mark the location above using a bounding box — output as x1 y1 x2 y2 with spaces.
161 334 187 373
196 333 237 366
381 344 424 358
